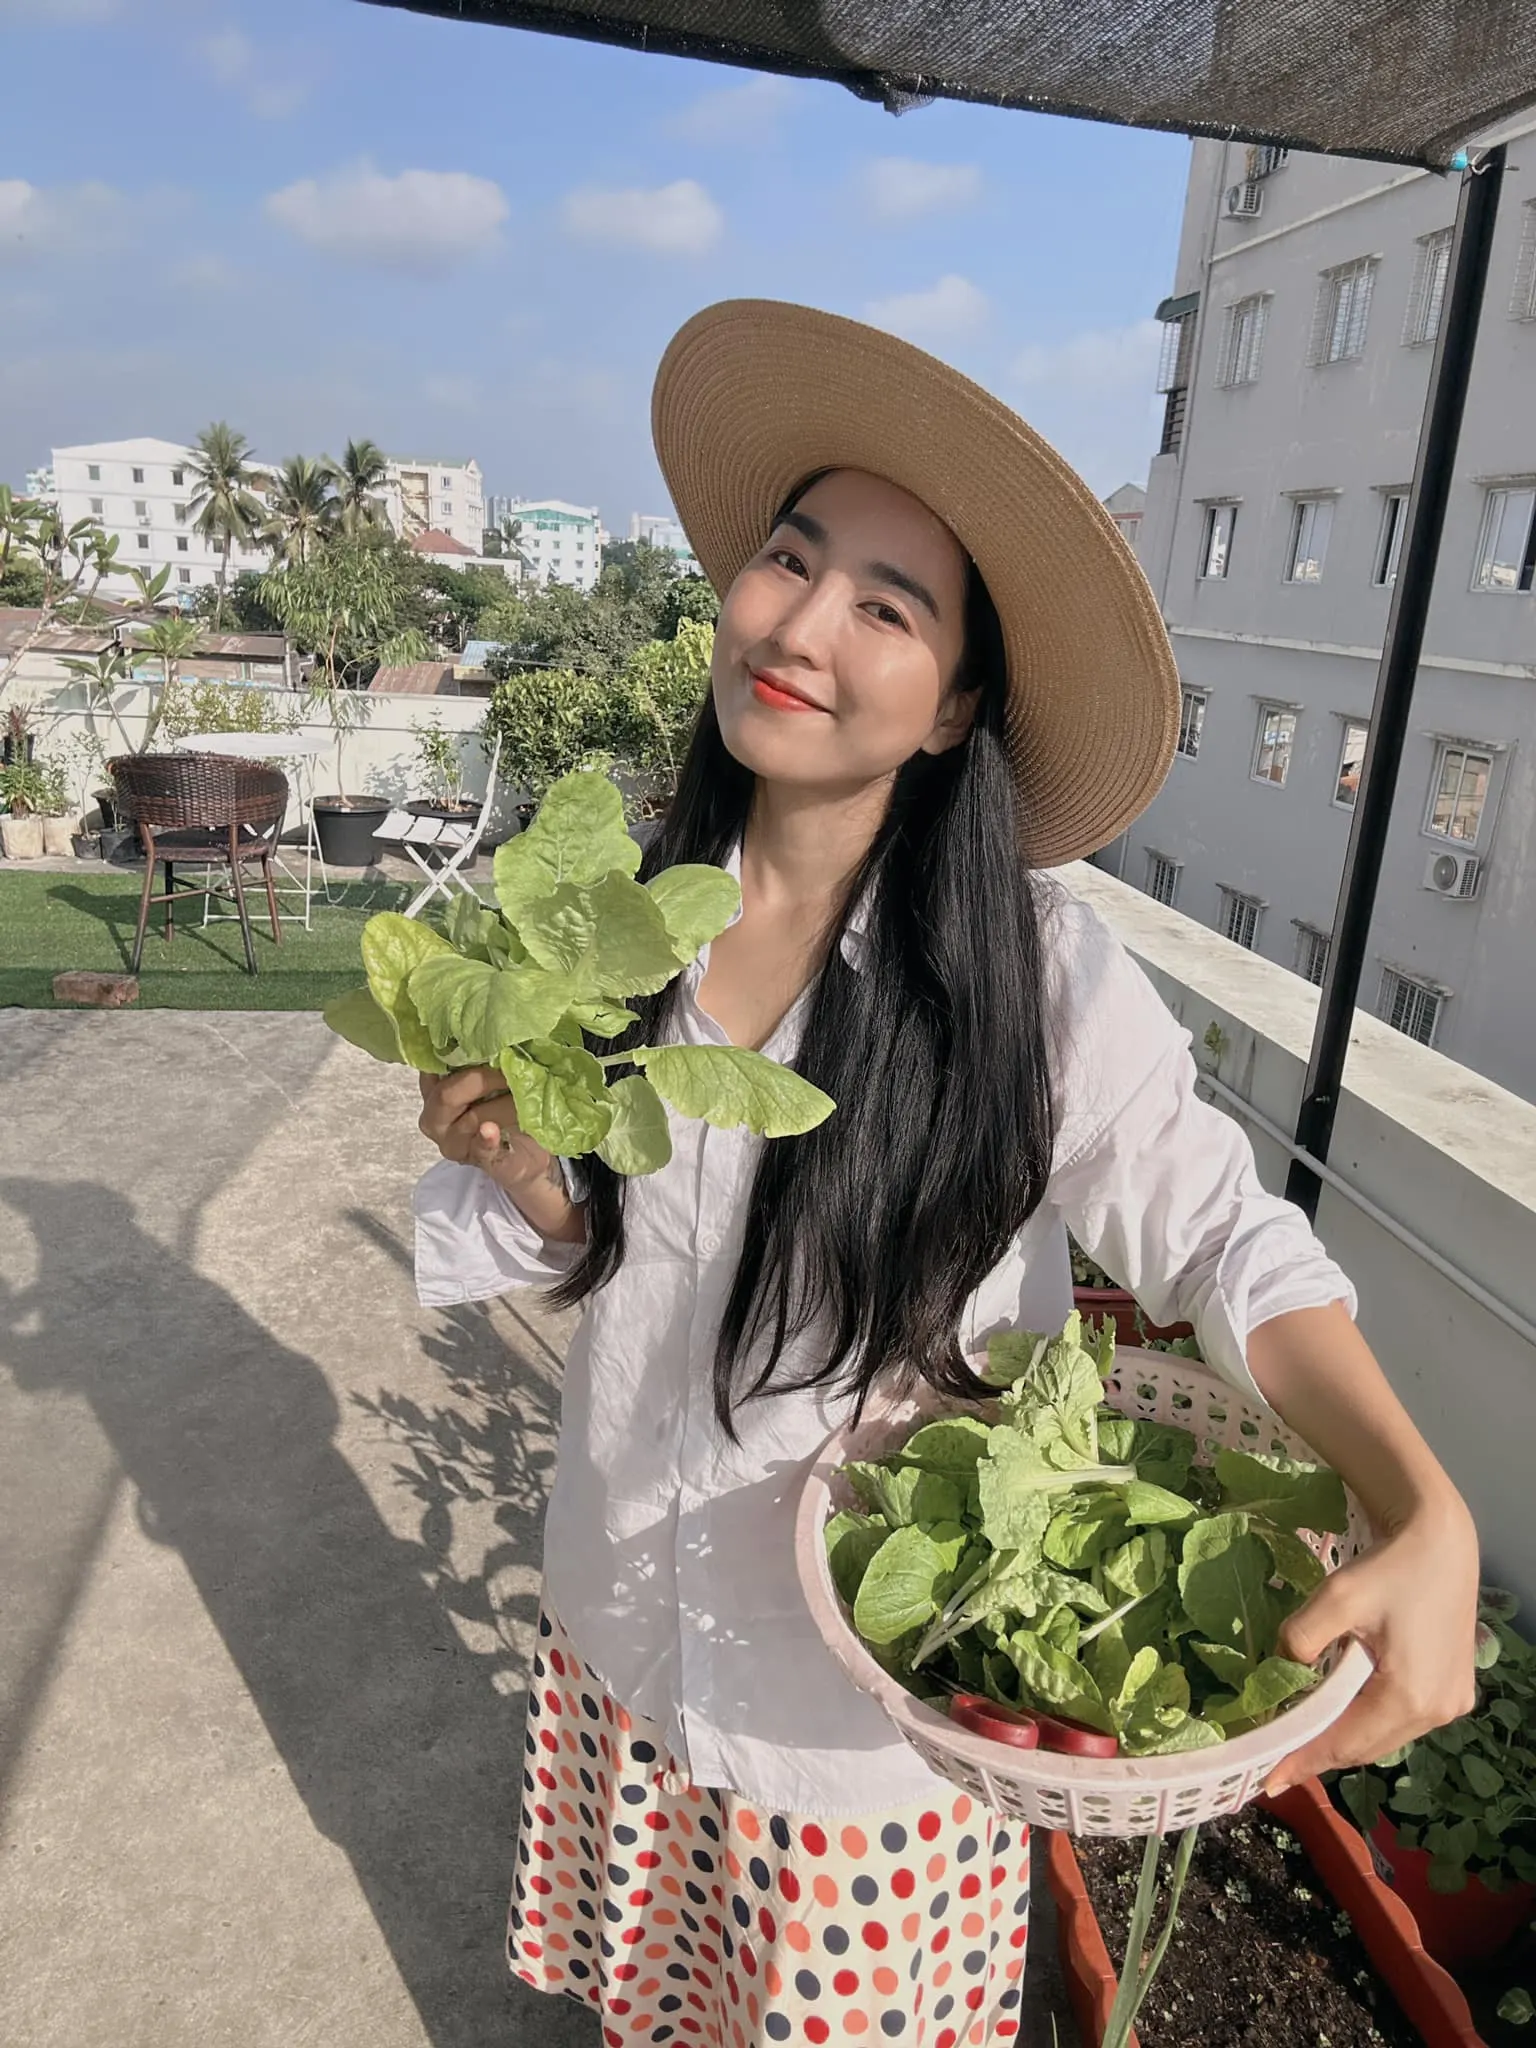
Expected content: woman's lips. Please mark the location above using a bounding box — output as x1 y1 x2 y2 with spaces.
751 672 827 713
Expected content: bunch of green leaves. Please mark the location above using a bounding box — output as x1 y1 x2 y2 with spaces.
826 1310 1347 1757
1339 1587 1536 1894
322 768 834 1175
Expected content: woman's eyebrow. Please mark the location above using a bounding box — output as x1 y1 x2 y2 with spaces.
777 508 827 546
867 560 941 621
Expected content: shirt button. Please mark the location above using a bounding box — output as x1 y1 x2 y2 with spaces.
698 1231 721 1256
686 1610 716 1634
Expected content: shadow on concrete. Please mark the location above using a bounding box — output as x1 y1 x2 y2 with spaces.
0 1174 596 2048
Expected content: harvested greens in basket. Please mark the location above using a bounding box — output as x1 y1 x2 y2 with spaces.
826 1312 1348 1759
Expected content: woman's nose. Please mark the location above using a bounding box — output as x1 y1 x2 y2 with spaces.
768 576 840 666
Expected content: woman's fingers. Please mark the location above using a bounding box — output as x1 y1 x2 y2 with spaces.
419 1065 510 1145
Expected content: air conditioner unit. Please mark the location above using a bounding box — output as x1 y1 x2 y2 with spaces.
1226 181 1264 219
1422 849 1484 898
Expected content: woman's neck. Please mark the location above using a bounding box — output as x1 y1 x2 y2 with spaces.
740 777 888 919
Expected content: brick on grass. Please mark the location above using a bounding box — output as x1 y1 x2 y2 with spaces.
52 971 140 1008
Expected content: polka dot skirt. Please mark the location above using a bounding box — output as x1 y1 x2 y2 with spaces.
510 1605 1032 2047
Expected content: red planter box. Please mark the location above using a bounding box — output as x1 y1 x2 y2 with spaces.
1368 1815 1536 1969
1072 1287 1195 1353
1047 1780 1483 2048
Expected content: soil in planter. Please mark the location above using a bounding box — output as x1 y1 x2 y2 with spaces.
1075 1808 1420 2048
1458 1920 1536 2046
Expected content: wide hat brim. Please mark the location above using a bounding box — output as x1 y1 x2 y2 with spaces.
651 299 1180 869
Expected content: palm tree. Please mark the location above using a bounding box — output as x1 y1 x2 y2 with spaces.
138 614 201 750
327 437 390 536
187 423 266 628
263 455 337 567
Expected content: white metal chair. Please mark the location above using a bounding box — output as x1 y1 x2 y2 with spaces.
373 738 501 920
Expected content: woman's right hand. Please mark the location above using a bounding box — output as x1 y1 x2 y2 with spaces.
418 1066 556 1198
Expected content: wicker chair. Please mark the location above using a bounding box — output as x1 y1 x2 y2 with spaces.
108 753 289 976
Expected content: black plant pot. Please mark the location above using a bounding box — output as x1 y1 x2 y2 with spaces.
313 795 391 868
99 824 141 864
93 789 118 830
405 797 480 872
3 735 36 766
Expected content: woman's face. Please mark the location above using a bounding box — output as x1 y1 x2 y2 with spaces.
711 468 974 796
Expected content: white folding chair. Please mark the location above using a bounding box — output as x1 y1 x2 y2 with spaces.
374 737 501 920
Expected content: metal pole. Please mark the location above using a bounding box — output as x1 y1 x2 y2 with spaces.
1285 145 1505 1222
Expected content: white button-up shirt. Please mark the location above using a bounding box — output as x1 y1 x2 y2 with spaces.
413 870 1355 1817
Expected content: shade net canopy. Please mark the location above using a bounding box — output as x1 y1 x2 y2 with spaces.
361 0 1536 169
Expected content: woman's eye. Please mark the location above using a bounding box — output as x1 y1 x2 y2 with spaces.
768 546 807 578
865 601 910 631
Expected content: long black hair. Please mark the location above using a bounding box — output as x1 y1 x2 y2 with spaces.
551 514 1058 1431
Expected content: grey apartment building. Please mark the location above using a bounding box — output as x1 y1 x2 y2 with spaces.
1100 133 1536 1103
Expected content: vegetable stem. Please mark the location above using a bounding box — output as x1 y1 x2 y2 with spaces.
1102 1825 1201 2048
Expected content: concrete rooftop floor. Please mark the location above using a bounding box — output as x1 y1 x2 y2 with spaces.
0 1007 1069 2047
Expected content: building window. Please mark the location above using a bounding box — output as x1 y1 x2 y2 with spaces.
1293 923 1332 985
211 538 226 555
137 533 150 550
439 501 452 516
178 567 191 585
1335 721 1368 807
1146 852 1182 906
1218 887 1263 949
132 466 145 483
134 499 148 517
176 536 189 552
1198 502 1237 578
1156 306 1197 455
1216 294 1271 386
1425 743 1493 843
1177 689 1207 758
440 475 452 489
175 503 187 524
1472 485 1536 592
1403 228 1454 346
1285 497 1335 582
1509 200 1536 321
1309 256 1378 363
1374 492 1408 586
87 463 101 481
1380 967 1444 1046
1252 704 1297 785
90 497 104 515
171 467 184 486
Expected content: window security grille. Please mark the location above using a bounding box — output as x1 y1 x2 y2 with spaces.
1403 229 1453 346
1510 201 1536 321
1177 690 1207 759
1293 925 1331 986
1335 722 1368 807
1200 504 1237 578
1286 498 1335 582
1375 493 1408 585
1219 889 1262 950
1146 853 1181 906
1217 295 1271 386
1309 257 1378 363
1381 969 1444 1046
1473 487 1536 592
1253 705 1297 785
1426 745 1492 843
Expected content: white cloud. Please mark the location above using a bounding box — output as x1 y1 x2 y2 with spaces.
1013 319 1162 395
199 26 310 120
662 75 796 144
265 164 508 272
0 178 130 261
561 179 722 257
864 274 989 344
858 157 982 223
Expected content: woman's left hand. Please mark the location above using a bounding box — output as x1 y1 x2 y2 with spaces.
1265 1490 1479 1796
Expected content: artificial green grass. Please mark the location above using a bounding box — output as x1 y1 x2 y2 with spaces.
0 870 410 1011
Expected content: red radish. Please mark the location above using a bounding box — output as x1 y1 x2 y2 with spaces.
948 1694 1041 1749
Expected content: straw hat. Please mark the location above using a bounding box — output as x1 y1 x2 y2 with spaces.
651 299 1180 869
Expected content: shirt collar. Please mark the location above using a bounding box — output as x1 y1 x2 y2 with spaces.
718 840 869 972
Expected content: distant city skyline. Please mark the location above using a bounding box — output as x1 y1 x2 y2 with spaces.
1 0 1188 535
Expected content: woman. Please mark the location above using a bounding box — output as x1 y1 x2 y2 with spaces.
414 301 1478 2047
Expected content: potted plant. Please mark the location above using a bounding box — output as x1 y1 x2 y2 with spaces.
481 660 615 830
3 702 37 766
1070 1233 1197 1349
33 756 77 855
406 715 481 871
1338 1589 1536 1967
1 758 48 858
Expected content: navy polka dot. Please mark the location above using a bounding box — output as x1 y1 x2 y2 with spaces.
769 1816 792 1852
602 1900 623 1923
963 1948 987 1976
908 1949 924 1981
579 1803 594 1827
579 1769 596 1795
666 1963 691 1982
722 1931 735 1959
516 1840 529 1865
685 1879 707 1904
658 1995 683 2013
522 1769 534 1793
572 1928 593 1949
538 1613 551 1636
765 2017 792 2042
934 1994 954 2022
578 1868 597 1891
881 2013 907 2037
577 1899 596 1920
824 1925 850 1955
1012 1890 1030 1916
612 1824 637 1846
697 1814 721 1841
579 1732 597 1757
676 1931 696 1953
795 1969 821 2000
994 1829 1012 1853
598 1934 614 1959
956 1834 979 1862
748 1856 771 1891
607 1863 627 1885
691 1850 713 1874
568 1959 590 1980
929 1890 950 1919
880 1822 907 1853
652 2027 675 2043
732 1898 751 1929
1000 1984 1022 2011
581 1693 599 1719
631 1738 657 1763
852 1874 879 1906
620 1783 646 1805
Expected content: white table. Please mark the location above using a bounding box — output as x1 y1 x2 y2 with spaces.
173 731 337 928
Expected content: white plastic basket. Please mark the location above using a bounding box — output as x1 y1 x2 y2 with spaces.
796 1346 1374 1837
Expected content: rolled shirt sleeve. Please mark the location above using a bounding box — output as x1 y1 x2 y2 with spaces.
412 1157 584 1307
1043 888 1357 1400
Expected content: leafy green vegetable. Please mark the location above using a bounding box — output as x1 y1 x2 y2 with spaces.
1178 1513 1282 1663
854 1524 964 1645
1203 1657 1319 1732
846 1462 963 1531
1214 1447 1349 1535
825 1511 890 1606
896 1416 993 1475
323 767 837 1174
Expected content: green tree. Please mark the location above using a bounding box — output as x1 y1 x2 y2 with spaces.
327 437 390 536
0 555 46 607
187 423 266 628
658 573 719 639
263 455 337 566
0 486 121 703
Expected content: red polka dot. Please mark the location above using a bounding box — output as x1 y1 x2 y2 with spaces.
901 1913 920 1943
833 1969 860 1996
637 1851 662 1869
861 1922 888 1951
997 2025 1019 2040
1010 1923 1029 1949
645 1812 670 1831
764 1963 783 1998
927 1854 947 1883
620 1926 644 1945
962 1912 985 1939
608 1999 631 2016
936 2031 958 2048
872 1966 898 1996
806 2022 830 2045
741 1945 757 1979
841 1826 868 1858
612 1962 639 1981
758 1908 777 1943
737 1809 761 1842
802 1823 828 1856
536 1767 557 1790
952 1796 973 1824
785 1921 811 1953
813 1874 839 1909
959 1874 981 1900
549 1649 565 1676
891 1868 915 1899
538 1729 558 1752
523 1909 545 1929
778 1869 801 1903
932 1927 950 1954
528 1875 551 1895
629 1889 654 1908
544 1689 561 1713
918 1810 943 1842
966 1985 986 2011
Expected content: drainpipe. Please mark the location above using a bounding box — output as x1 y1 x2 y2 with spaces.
1285 146 1505 1222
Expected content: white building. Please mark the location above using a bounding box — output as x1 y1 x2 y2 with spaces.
495 498 601 592
629 510 699 571
379 456 485 555
46 438 272 599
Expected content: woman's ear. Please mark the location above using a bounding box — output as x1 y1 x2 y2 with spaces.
920 684 982 757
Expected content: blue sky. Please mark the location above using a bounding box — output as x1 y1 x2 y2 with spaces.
0 0 1192 531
